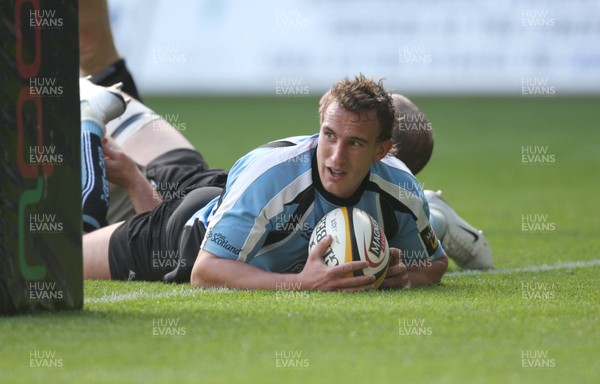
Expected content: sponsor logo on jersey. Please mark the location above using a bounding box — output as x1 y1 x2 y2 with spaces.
419 225 438 256
209 232 242 256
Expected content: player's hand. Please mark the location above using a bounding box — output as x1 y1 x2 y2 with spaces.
379 248 411 289
102 137 144 189
298 235 377 292
102 137 161 213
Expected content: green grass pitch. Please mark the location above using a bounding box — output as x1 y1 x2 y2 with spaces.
1 95 598 383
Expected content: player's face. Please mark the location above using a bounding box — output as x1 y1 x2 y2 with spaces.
317 102 391 199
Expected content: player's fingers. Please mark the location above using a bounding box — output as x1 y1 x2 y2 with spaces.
378 279 395 289
389 248 402 265
308 235 333 262
102 136 122 150
379 277 407 289
385 263 402 278
339 279 377 292
101 138 119 159
380 273 410 289
398 260 408 274
328 269 375 290
102 137 128 160
380 260 410 289
103 153 117 168
330 260 370 278
331 277 376 292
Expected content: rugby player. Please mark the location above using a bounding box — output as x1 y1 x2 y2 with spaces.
80 79 226 230
77 0 492 274
81 75 495 292
102 87 491 272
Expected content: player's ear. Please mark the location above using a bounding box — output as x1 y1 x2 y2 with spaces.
374 139 393 162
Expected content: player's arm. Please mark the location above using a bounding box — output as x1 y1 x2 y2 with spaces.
102 138 161 213
381 249 447 289
406 252 448 286
191 236 377 291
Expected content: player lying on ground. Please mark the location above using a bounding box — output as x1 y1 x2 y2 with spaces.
82 75 492 287
80 76 492 271
80 78 227 230
190 75 447 290
77 4 488 268
82 74 441 289
83 85 432 228
77 0 491 271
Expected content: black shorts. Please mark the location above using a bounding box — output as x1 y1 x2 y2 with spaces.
108 185 223 282
106 148 228 224
144 148 228 198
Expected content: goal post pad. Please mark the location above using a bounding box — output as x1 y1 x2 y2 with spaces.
1 0 83 315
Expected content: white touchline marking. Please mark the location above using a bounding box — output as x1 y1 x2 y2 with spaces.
85 286 232 304
84 260 600 303
445 259 600 277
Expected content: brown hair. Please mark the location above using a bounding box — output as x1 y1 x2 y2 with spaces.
319 74 398 144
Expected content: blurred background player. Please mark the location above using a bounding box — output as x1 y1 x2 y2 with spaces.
79 78 227 231
79 0 141 100
391 94 492 270
78 0 226 226
391 94 433 175
80 80 128 232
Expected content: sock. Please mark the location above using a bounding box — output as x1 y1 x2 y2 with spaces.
89 59 142 101
81 120 109 232
429 208 447 241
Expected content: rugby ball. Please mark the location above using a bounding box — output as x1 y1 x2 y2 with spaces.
308 207 390 288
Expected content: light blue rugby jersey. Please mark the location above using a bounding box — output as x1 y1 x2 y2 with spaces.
190 135 444 273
